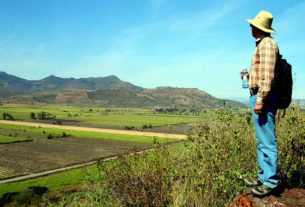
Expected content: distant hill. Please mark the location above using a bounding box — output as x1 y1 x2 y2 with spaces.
0 72 32 98
0 72 246 108
293 99 305 106
3 88 246 109
0 71 143 98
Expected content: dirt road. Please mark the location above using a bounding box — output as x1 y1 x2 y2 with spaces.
0 120 186 139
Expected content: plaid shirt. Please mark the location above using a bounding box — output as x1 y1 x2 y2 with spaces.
249 36 279 105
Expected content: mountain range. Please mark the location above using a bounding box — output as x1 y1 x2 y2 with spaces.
0 71 246 108
0 71 142 97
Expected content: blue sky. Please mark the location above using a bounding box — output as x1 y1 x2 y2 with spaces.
0 0 304 101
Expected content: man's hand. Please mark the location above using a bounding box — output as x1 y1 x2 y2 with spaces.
240 71 249 80
254 104 263 114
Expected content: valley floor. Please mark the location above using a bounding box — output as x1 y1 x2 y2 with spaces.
0 120 187 139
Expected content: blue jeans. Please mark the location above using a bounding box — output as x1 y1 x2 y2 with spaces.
250 94 279 188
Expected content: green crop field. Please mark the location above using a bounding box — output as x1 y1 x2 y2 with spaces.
0 135 31 144
0 123 178 144
0 104 204 128
0 163 100 197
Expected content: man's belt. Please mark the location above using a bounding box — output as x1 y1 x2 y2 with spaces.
250 88 259 96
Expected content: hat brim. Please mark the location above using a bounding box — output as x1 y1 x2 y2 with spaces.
246 19 276 34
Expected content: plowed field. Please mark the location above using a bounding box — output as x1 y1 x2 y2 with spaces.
0 137 152 179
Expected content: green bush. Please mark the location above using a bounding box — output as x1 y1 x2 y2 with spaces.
38 111 56 120
277 106 305 187
38 111 46 119
99 148 172 206
0 187 48 206
124 126 134 130
30 112 35 119
47 134 53 139
2 112 14 120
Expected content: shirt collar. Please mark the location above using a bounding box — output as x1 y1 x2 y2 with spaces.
255 34 268 46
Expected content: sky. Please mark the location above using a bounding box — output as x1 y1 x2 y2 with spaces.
0 0 304 101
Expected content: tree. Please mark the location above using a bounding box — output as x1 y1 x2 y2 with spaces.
37 111 46 120
2 112 14 120
30 112 35 119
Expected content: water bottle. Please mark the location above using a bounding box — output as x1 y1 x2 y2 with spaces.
242 67 249 89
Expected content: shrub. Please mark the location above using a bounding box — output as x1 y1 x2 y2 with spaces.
2 187 48 206
124 126 134 130
97 148 172 206
30 112 35 119
38 111 56 120
61 132 70 137
0 192 18 206
38 111 46 120
2 112 14 120
47 134 53 139
277 106 305 187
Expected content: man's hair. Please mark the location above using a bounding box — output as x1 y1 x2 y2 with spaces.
251 24 271 36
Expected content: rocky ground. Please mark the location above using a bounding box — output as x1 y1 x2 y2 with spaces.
231 187 305 207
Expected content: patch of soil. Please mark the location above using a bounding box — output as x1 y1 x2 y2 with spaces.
135 123 199 135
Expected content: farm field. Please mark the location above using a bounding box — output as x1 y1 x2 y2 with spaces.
0 104 203 131
0 160 101 197
0 121 180 180
0 122 184 142
0 104 206 201
0 135 152 180
0 135 32 144
0 104 245 184
0 143 179 198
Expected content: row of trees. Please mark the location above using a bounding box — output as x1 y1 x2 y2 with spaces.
30 112 56 120
154 107 204 115
1 111 56 120
124 124 153 130
2 112 14 120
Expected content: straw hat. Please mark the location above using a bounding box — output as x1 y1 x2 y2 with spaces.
246 10 276 34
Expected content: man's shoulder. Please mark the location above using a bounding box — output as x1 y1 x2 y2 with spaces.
259 37 278 49
261 37 278 45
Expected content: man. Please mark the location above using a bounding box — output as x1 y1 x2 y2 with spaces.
243 10 280 198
